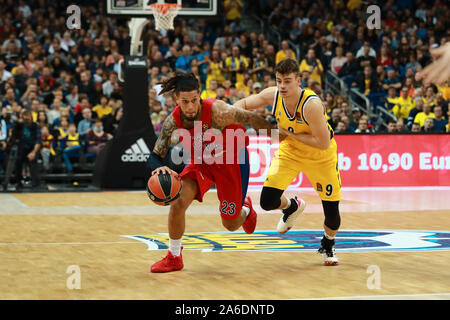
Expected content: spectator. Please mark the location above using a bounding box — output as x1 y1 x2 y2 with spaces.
102 72 118 98
338 52 359 85
411 122 421 133
275 40 296 65
384 120 398 133
65 84 79 109
7 110 41 188
2 87 20 108
78 108 94 139
377 46 393 68
423 86 437 107
300 49 324 85
87 118 112 156
77 70 96 102
225 46 249 86
356 43 377 71
175 45 194 73
354 66 379 95
349 108 362 132
330 47 347 74
328 107 341 130
93 96 113 120
432 105 448 132
382 69 402 92
414 103 435 127
0 59 13 83
335 121 351 134
251 49 270 83
201 79 218 99
384 86 399 110
40 125 55 172
407 97 424 129
62 123 81 173
224 0 243 24
405 51 421 74
422 118 434 133
354 118 371 133
392 87 415 120
396 118 408 133
37 111 49 129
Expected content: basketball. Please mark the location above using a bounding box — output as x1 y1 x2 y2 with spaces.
147 171 182 206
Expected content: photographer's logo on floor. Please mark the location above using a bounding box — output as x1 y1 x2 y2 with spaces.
121 138 150 162
122 230 450 252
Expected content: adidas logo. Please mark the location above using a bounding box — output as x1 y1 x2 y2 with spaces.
121 138 151 162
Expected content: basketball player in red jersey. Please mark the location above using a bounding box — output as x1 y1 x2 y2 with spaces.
149 73 275 273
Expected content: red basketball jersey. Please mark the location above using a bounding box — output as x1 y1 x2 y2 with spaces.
171 98 248 164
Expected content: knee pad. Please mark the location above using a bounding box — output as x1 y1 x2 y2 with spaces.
259 186 284 211
322 200 341 230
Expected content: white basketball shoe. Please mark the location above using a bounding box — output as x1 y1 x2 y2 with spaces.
277 197 306 234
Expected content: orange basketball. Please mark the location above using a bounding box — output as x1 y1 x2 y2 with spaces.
146 171 182 206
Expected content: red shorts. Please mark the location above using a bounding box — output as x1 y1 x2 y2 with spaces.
179 149 250 220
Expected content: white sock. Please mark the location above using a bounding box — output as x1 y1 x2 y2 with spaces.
242 206 250 217
324 232 335 240
169 238 182 256
280 196 291 210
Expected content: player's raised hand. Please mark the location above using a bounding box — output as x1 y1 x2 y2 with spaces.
416 42 450 86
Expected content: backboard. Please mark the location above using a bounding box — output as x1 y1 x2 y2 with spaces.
107 0 217 16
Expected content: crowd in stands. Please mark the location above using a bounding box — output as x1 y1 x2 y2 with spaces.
0 0 449 187
249 0 449 134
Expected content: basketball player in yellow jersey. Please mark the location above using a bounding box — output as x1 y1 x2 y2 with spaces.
235 59 341 265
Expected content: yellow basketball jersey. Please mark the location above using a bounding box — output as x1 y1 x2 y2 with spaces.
272 89 335 159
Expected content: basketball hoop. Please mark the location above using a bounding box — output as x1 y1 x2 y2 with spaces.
150 3 181 31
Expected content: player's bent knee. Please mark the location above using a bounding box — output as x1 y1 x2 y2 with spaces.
322 200 341 230
260 187 283 211
221 218 240 231
170 197 191 214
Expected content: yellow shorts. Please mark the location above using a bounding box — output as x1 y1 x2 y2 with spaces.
264 138 342 201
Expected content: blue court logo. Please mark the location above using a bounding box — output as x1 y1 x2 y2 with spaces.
122 230 450 253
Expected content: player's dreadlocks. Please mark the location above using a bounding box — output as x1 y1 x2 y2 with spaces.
159 72 200 95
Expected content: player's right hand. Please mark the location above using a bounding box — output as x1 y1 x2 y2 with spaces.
152 166 177 177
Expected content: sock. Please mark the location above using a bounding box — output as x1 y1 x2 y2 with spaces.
280 196 290 210
321 235 335 249
242 206 250 217
169 238 182 256
282 198 298 215
324 232 335 240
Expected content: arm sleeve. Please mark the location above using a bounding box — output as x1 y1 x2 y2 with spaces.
148 151 165 171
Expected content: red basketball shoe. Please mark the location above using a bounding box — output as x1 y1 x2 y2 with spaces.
242 196 257 234
150 247 184 273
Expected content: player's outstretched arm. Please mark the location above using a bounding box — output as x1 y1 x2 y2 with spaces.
279 98 331 150
211 99 275 134
234 86 277 110
416 42 450 86
149 115 178 175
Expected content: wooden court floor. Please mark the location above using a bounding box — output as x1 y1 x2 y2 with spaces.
0 187 449 300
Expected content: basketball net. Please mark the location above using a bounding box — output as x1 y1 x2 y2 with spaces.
149 3 181 31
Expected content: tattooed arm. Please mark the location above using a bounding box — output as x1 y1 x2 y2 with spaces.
149 115 178 175
211 99 275 135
